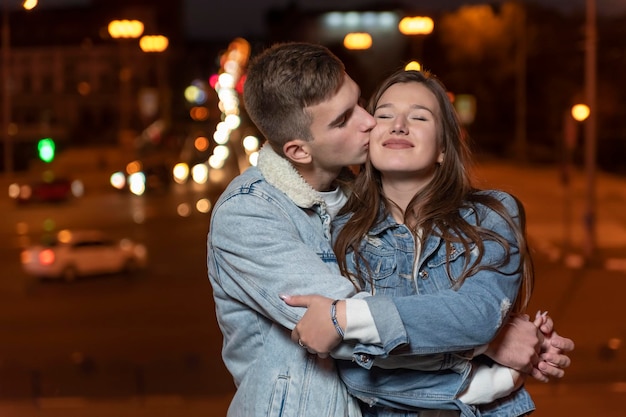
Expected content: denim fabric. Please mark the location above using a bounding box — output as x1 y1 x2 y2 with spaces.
335 190 535 417
208 146 365 416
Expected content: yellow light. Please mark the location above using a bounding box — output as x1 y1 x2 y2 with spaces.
190 106 209 121
173 163 190 183
398 16 434 35
139 35 169 52
571 104 590 122
243 135 260 152
196 198 212 214
126 160 142 175
343 32 373 50
22 0 38 10
58 230 72 244
405 61 421 71
108 20 145 39
194 136 209 152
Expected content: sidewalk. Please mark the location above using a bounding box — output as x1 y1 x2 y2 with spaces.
474 158 626 268
475 158 626 384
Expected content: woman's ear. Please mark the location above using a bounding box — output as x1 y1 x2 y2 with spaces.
437 151 445 165
283 139 313 164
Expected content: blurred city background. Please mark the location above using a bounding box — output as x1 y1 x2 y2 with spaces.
0 0 625 416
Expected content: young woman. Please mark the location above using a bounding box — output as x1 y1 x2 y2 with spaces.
284 69 574 416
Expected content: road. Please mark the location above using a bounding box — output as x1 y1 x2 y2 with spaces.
0 159 625 416
0 184 235 400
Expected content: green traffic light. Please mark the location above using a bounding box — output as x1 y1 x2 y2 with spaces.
38 138 55 163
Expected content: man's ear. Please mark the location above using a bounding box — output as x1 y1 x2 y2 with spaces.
283 139 312 164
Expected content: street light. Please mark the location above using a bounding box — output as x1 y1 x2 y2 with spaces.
139 35 168 53
108 19 144 39
343 32 372 50
139 35 170 127
583 0 597 261
108 19 144 146
398 16 433 62
561 104 589 255
572 104 590 122
398 16 434 35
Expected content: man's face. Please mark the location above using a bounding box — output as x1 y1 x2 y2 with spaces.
305 74 375 173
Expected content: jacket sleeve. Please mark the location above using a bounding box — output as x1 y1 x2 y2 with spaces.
208 188 399 335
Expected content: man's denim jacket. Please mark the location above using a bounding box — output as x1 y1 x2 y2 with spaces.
209 145 401 417
334 191 535 417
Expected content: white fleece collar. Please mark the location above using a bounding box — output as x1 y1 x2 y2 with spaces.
256 144 326 209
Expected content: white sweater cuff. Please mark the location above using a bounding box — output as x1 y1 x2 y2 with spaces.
343 298 381 344
458 363 516 404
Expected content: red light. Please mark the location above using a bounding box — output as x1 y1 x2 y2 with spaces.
209 74 219 89
38 249 55 265
236 74 246 94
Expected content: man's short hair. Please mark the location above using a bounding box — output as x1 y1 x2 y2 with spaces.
243 42 345 153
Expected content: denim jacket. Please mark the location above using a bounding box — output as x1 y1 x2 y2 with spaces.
335 191 535 417
208 145 412 417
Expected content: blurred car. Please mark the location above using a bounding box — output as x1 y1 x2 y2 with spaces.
8 178 83 204
20 229 148 282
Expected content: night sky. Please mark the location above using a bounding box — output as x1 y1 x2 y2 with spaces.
182 0 626 40
17 0 626 40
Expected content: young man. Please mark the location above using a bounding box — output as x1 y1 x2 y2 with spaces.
207 42 572 417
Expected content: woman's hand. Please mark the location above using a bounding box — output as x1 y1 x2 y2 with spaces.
281 294 345 357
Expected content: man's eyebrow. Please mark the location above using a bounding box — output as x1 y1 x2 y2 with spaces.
328 108 351 127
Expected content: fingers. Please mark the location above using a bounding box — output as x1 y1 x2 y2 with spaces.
293 332 328 358
550 331 576 352
540 350 572 369
529 367 549 383
534 311 550 332
280 294 312 307
537 360 565 379
291 328 300 344
532 312 544 328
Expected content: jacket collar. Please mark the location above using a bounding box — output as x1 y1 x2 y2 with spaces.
256 144 326 210
367 202 477 236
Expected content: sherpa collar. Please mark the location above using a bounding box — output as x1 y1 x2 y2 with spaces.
256 144 326 210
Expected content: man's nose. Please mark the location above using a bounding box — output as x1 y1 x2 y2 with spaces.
360 108 376 130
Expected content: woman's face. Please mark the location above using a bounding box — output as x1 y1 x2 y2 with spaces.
369 81 444 182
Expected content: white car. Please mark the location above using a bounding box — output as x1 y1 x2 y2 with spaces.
21 229 148 282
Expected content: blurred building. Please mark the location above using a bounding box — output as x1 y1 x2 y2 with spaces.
1 0 185 171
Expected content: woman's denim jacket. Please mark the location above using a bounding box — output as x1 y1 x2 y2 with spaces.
334 190 535 417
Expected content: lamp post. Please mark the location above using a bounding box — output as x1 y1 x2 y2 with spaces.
108 19 144 146
2 0 38 176
2 0 12 175
562 104 589 254
139 34 169 126
583 0 597 261
398 16 434 63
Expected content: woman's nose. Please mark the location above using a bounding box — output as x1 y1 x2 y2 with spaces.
391 118 408 134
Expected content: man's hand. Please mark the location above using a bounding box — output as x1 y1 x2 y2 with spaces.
535 312 575 379
281 294 344 357
485 312 575 383
484 314 542 377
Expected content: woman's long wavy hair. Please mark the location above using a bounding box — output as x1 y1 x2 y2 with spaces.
334 69 533 313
